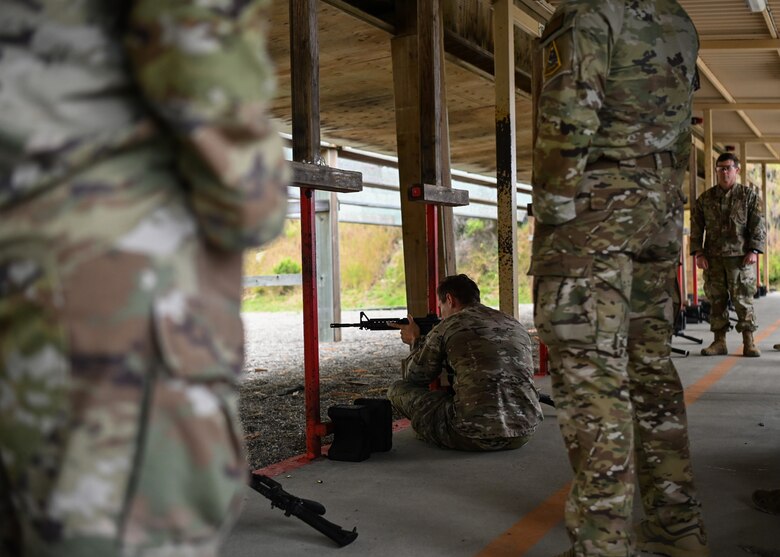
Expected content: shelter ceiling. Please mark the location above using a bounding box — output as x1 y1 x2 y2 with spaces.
268 0 780 187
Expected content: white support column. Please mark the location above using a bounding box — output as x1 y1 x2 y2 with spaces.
316 148 342 342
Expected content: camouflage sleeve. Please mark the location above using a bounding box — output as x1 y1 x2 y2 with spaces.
125 0 289 251
402 326 447 387
746 189 766 253
690 195 705 254
531 2 618 225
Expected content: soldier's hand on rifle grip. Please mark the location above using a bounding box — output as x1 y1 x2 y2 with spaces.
391 313 421 346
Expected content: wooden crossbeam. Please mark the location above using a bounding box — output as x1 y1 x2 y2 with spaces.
290 161 363 193
713 135 780 143
700 38 780 50
695 102 780 111
408 183 469 206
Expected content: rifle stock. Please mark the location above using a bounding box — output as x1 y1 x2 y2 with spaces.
249 473 358 547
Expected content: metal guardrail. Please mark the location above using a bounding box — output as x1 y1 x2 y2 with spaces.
243 274 302 287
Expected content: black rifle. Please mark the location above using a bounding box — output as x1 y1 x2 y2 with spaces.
331 311 441 335
249 473 358 547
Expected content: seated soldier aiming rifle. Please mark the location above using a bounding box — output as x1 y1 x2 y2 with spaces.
387 274 543 451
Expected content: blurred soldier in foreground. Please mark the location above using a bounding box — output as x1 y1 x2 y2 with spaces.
691 152 766 357
528 1 706 556
387 274 543 451
0 1 288 556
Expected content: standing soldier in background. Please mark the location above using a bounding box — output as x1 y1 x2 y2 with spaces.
691 152 766 358
529 1 707 556
0 1 288 556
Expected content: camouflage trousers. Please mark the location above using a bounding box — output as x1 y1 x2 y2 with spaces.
1 188 247 556
530 167 706 556
703 255 757 333
387 380 530 451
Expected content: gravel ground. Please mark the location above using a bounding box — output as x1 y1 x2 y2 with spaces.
239 307 536 469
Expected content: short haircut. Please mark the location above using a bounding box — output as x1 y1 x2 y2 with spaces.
437 274 480 305
716 152 740 167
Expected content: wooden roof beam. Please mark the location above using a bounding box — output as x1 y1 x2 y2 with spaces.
695 102 780 111
713 135 780 143
697 57 780 159
699 38 780 50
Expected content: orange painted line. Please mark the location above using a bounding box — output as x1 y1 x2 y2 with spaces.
477 317 780 557
475 483 570 557
686 318 780 405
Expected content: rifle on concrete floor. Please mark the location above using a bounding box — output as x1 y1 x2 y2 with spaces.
330 311 441 335
249 473 358 547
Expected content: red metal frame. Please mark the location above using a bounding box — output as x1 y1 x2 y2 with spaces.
426 204 439 314
301 189 331 460
691 255 699 305
538 341 549 376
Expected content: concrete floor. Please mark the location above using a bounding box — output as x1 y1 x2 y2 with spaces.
221 292 780 557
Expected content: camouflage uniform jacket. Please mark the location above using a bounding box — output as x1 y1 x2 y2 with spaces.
0 0 288 251
531 0 698 226
690 184 766 257
402 303 543 439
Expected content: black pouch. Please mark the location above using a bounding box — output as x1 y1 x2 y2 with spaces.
354 398 393 452
327 405 372 462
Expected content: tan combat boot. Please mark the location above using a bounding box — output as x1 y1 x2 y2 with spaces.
701 329 728 356
743 331 760 357
635 519 710 557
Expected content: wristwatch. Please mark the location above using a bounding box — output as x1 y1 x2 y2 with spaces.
751 249 760 254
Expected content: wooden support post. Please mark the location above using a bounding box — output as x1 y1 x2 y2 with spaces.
288 1 363 460
290 0 326 460
494 0 519 318
392 0 461 314
740 141 748 187
418 0 443 313
392 4 427 316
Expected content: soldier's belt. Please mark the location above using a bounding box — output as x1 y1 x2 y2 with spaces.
585 151 674 171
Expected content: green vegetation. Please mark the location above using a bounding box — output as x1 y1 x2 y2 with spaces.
242 216 534 312
241 162 779 314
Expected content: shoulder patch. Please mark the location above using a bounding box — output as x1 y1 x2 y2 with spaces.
544 40 562 79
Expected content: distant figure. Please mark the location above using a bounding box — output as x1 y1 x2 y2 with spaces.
691 152 767 357
387 274 543 451
528 0 708 555
0 2 288 556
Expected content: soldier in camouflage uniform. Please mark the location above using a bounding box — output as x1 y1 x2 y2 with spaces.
387 274 543 451
0 1 288 556
691 152 766 358
528 1 707 556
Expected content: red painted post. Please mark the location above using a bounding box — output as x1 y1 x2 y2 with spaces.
692 255 699 306
301 188 322 460
426 204 443 391
426 204 439 314
538 341 548 376
756 257 761 291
